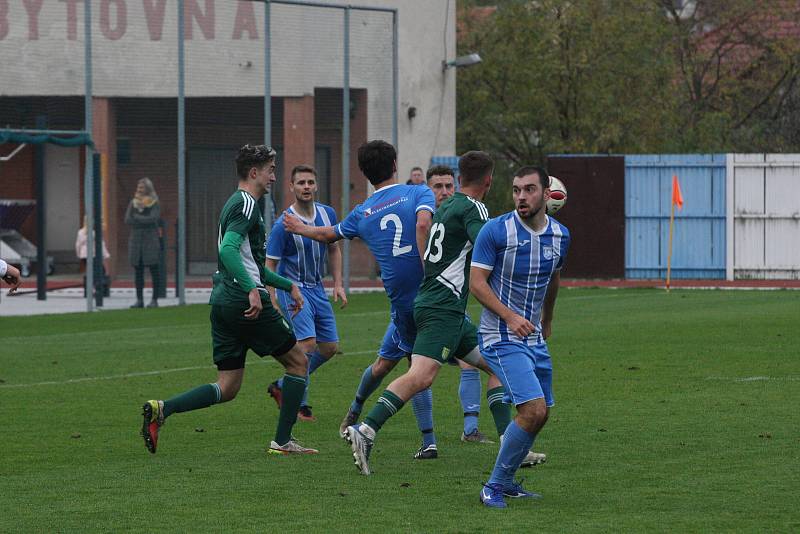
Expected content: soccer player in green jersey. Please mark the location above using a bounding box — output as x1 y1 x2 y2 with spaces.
426 165 492 444
344 151 517 475
140 144 318 455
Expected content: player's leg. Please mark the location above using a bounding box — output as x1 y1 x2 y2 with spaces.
479 342 546 508
392 308 438 458
345 355 442 475
296 286 340 419
245 301 317 454
140 305 246 454
407 355 437 458
268 343 317 453
454 320 512 440
519 341 554 468
269 287 315 408
339 321 402 436
456 359 485 441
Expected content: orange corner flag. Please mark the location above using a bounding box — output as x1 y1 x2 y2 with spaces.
672 175 684 210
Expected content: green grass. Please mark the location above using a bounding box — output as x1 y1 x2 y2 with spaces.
1 288 799 533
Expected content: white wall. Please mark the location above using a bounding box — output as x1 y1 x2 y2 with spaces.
727 154 800 280
0 0 456 174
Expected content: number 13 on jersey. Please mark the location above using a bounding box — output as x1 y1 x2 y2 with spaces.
424 222 445 263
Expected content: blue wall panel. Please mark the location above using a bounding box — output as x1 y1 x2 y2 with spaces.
625 154 726 279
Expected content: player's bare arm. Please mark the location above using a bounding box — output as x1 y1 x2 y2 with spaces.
540 270 561 340
415 210 433 269
470 265 535 338
265 258 282 314
328 241 348 308
283 211 341 243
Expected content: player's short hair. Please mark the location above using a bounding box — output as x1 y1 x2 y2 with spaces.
426 165 455 182
291 164 317 181
513 166 549 189
358 140 397 186
410 166 424 175
458 151 494 186
236 144 276 179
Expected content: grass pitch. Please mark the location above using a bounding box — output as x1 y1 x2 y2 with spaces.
1 288 798 532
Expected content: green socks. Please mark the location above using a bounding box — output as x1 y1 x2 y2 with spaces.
274 374 307 445
364 390 405 433
163 383 221 418
487 386 512 436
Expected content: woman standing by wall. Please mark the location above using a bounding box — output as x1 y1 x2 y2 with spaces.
125 178 161 308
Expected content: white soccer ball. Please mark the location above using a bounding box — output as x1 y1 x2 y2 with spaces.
546 176 567 215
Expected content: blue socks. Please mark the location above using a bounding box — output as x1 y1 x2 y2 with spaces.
411 387 436 447
459 369 481 434
488 421 536 487
350 364 385 414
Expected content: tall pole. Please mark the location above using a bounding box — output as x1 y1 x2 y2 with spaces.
177 0 186 305
341 7 351 294
35 115 46 301
392 10 398 149
84 0 94 312
263 1 274 228
666 199 675 292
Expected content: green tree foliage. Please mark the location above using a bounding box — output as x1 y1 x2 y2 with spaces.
457 1 800 212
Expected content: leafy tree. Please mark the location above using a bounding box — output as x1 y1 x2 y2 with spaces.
457 1 800 213
457 0 675 213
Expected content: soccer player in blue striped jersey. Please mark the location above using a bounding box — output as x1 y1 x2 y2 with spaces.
282 140 439 455
470 166 570 508
265 164 347 422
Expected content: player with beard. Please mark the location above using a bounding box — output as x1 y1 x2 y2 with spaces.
471 166 570 508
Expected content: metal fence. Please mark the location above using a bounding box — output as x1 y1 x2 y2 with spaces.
0 0 399 310
625 154 727 279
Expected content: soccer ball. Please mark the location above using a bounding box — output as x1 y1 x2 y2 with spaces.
546 176 567 215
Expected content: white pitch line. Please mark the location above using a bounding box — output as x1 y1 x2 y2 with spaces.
0 349 378 390
705 376 800 382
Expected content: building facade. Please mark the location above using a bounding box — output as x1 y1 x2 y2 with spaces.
0 0 456 278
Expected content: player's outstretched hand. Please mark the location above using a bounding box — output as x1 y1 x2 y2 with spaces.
506 313 535 339
2 264 22 294
333 285 348 309
244 288 263 319
282 211 303 235
288 284 304 317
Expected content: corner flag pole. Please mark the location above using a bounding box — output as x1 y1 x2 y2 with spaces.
666 195 675 292
666 175 684 292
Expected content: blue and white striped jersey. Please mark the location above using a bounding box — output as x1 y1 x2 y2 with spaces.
471 212 571 346
266 203 338 288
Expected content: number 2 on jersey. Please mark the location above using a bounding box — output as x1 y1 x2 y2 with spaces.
424 222 445 263
380 214 412 257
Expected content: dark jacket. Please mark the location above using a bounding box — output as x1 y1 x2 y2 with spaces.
125 201 161 266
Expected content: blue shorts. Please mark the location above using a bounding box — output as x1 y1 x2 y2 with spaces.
479 339 554 407
378 307 417 361
276 284 338 343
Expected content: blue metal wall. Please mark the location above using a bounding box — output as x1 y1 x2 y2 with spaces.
625 154 726 279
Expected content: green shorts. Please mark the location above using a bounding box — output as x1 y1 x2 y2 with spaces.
210 301 296 370
412 307 478 364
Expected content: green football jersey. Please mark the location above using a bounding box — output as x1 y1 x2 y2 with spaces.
414 192 489 313
209 189 267 306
